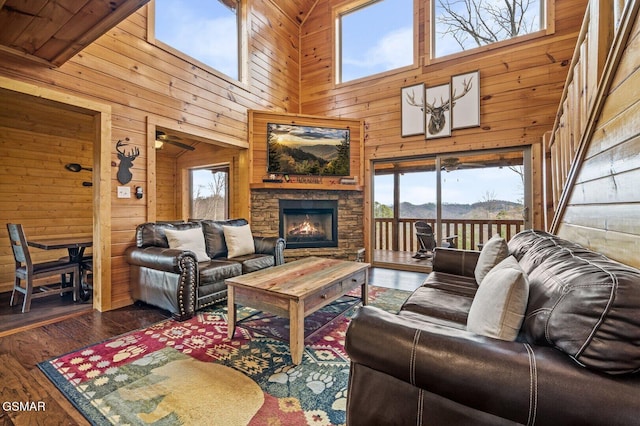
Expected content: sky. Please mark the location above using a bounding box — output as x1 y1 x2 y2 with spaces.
375 166 524 206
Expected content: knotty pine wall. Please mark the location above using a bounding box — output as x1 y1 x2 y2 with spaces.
557 7 640 269
0 90 94 292
0 0 302 309
299 0 589 252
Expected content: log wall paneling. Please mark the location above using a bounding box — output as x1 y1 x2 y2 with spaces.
0 91 94 293
0 0 302 311
558 3 640 268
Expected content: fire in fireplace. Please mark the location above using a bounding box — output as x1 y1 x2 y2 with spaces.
279 199 338 248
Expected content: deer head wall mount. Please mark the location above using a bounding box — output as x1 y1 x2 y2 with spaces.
405 77 473 137
116 138 139 184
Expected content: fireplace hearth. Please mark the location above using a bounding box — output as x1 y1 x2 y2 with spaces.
279 199 338 248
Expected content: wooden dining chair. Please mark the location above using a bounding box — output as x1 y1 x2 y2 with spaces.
6 223 80 313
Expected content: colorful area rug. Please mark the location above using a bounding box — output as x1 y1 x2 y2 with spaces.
39 286 410 425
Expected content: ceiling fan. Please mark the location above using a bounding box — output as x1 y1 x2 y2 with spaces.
155 131 195 151
441 157 484 172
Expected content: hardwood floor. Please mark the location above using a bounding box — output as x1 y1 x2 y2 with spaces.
373 249 432 273
0 267 425 424
0 291 93 338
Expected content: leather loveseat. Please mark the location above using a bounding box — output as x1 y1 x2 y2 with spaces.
126 219 285 320
345 230 640 425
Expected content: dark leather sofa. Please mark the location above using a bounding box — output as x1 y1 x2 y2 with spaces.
345 230 640 425
125 219 285 320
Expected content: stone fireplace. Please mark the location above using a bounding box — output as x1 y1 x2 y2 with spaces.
251 189 364 261
279 199 338 248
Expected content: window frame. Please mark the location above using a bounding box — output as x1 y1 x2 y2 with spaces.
148 0 248 87
426 0 555 65
189 165 230 221
333 0 420 86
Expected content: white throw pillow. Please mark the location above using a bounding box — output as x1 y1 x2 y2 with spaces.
164 227 211 262
223 224 256 258
474 234 509 284
467 256 529 341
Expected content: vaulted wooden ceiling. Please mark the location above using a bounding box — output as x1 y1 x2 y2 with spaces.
0 0 318 68
0 0 150 67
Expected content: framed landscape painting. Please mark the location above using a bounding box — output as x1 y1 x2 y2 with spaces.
425 83 451 139
451 70 480 130
401 83 425 137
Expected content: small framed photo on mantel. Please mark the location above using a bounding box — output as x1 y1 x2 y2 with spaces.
451 70 480 130
425 83 451 139
401 83 425 137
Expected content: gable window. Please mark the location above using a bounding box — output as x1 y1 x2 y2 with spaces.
433 0 546 58
191 166 229 220
154 0 242 81
336 0 415 84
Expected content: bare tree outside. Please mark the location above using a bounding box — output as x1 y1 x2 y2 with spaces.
191 169 228 220
434 0 542 56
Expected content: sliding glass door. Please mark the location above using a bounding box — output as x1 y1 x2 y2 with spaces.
372 148 530 270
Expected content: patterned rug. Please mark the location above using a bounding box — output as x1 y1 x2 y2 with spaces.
39 286 411 425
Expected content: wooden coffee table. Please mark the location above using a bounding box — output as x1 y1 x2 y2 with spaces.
226 256 370 364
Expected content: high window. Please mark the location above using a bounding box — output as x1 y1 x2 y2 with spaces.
336 0 415 83
433 0 545 58
190 166 229 220
154 0 242 81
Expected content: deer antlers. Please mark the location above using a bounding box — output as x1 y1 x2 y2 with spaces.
452 77 473 103
405 90 424 110
116 137 139 159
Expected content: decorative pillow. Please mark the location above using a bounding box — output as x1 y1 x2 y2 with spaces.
474 234 509 284
164 227 211 262
223 224 255 258
467 256 529 341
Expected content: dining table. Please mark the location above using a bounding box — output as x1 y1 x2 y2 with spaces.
27 235 93 300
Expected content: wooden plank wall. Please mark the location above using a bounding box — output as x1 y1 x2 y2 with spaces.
299 0 589 251
557 7 640 268
0 90 94 292
0 0 301 307
156 153 177 221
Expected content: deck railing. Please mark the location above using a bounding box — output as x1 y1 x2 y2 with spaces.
375 218 524 252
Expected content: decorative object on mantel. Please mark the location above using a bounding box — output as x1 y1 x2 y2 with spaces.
115 137 138 185
262 173 283 183
340 176 358 185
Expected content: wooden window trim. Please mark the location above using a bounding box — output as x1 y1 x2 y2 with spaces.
146 0 249 90
425 0 556 66
333 0 420 87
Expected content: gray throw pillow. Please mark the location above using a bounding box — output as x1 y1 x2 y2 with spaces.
467 255 529 341
474 234 509 284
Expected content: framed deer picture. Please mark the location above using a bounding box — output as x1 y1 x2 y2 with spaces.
401 83 425 137
425 83 451 139
451 70 480 130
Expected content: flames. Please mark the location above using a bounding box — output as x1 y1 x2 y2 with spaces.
288 215 325 237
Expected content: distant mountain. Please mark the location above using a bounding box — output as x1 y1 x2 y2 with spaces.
394 200 523 220
293 143 339 161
